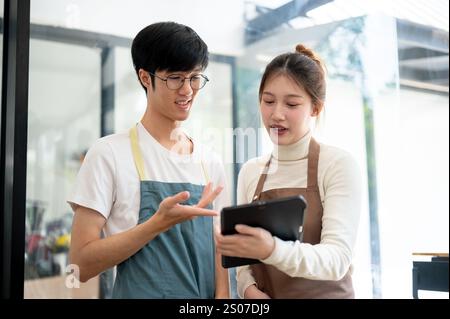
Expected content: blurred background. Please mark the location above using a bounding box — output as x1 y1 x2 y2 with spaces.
0 0 448 299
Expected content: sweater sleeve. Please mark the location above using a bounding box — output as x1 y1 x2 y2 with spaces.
261 152 362 280
235 162 258 298
236 266 257 298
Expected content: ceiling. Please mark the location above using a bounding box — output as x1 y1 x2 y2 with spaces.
245 0 449 93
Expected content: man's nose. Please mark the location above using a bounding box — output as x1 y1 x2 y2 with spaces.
178 79 193 95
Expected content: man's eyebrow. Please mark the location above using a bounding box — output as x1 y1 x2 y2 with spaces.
170 68 202 74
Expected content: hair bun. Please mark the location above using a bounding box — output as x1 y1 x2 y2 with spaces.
295 44 325 73
295 44 316 59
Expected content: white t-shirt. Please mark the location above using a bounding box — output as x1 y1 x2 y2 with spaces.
68 122 229 236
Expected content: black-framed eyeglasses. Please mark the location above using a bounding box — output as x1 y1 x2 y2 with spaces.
148 71 209 90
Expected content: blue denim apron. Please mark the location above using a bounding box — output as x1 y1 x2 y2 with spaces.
112 126 215 298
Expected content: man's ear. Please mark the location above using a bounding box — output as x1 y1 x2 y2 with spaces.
138 69 151 88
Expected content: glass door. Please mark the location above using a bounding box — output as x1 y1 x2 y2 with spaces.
25 38 101 298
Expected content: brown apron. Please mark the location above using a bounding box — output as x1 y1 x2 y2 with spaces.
249 138 354 299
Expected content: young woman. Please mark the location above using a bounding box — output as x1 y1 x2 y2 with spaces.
216 44 361 299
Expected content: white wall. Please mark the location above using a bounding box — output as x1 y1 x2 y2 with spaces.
375 87 449 298
316 79 373 299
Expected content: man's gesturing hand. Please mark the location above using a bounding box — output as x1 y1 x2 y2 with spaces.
154 183 223 232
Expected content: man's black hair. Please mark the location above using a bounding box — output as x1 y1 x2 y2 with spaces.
131 21 209 92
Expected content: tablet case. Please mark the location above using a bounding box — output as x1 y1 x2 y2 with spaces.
220 195 306 268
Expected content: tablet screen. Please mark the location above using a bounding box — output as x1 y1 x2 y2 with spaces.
220 195 306 268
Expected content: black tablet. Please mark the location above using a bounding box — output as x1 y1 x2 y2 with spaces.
220 195 307 268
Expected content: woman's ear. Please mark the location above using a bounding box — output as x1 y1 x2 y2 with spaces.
138 69 151 88
311 106 319 117
311 103 323 117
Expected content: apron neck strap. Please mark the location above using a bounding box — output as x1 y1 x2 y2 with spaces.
252 158 271 201
200 161 210 184
186 134 210 184
130 125 147 181
307 137 320 188
251 137 321 201
130 124 210 184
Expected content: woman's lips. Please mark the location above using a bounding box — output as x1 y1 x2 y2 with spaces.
270 125 288 136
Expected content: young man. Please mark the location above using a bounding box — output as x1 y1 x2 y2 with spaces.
68 22 230 298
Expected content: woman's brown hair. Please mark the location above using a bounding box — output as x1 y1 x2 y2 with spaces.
259 44 326 115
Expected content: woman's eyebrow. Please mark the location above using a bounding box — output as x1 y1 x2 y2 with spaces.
285 94 304 99
262 92 304 99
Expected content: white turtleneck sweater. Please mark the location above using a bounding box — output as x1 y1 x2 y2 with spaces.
236 131 362 298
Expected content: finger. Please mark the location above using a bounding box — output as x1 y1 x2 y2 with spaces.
214 233 226 246
214 228 231 246
197 185 223 208
196 183 212 208
202 182 212 198
216 238 242 250
200 185 224 208
180 205 219 217
217 248 242 257
216 244 239 253
212 185 224 199
197 183 212 207
235 224 261 235
161 191 190 208
213 225 222 239
217 234 245 245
